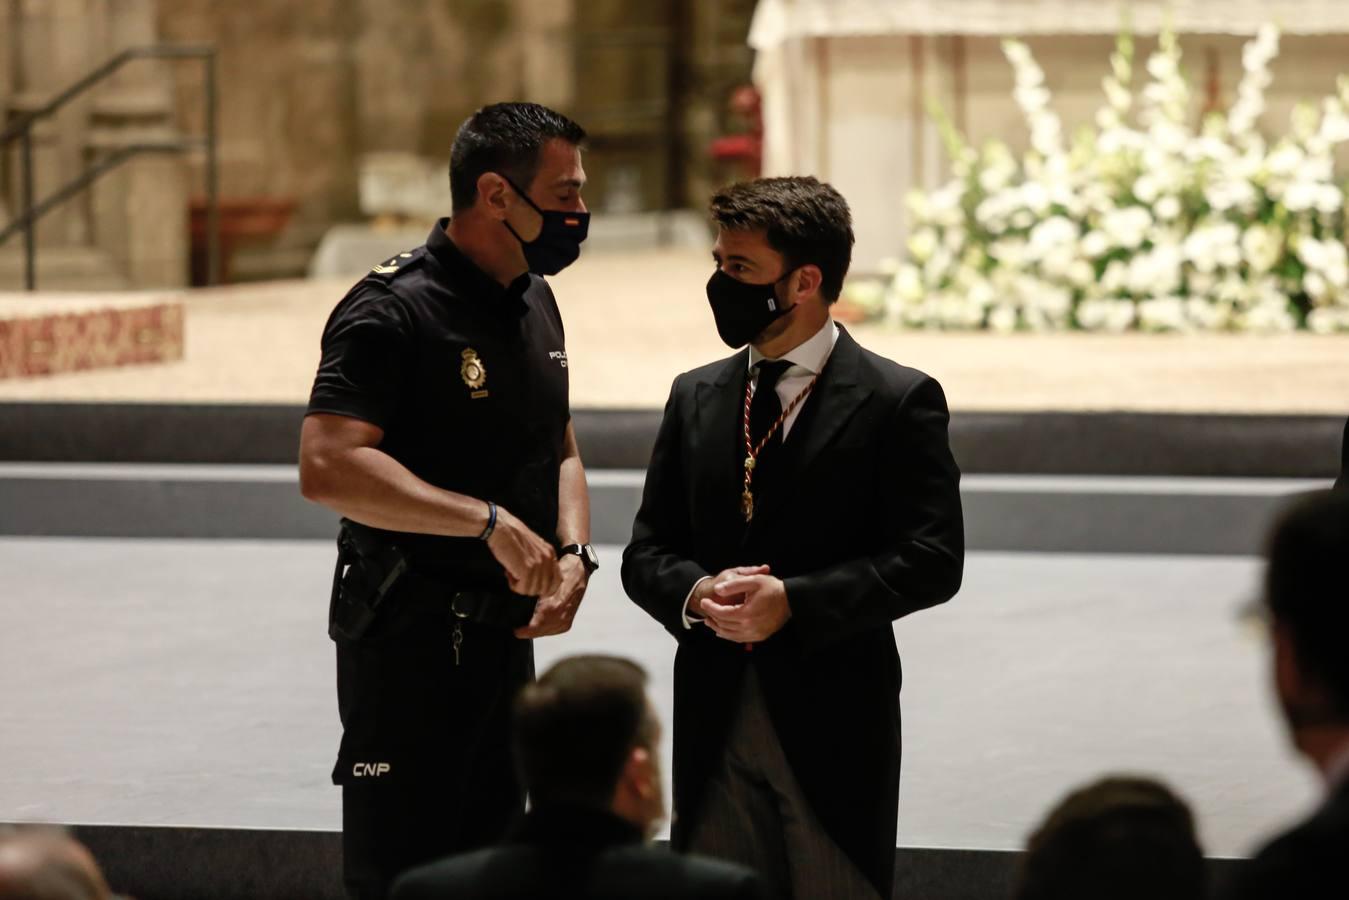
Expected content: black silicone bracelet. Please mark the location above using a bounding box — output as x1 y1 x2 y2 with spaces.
478 501 497 541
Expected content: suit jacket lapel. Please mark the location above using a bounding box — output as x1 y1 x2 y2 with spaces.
746 327 872 531
694 351 750 542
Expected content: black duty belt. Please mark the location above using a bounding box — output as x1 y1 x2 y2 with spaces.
399 575 537 630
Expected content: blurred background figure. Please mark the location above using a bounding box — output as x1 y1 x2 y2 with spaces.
0 827 113 900
391 655 768 900
1226 489 1349 900
1012 776 1204 900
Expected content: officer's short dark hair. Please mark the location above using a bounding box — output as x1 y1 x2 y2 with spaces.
512 655 656 809
449 102 586 212
709 176 855 303
1013 776 1204 900
1265 488 1349 716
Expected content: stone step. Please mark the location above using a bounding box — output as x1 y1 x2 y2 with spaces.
0 245 130 291
0 464 1326 555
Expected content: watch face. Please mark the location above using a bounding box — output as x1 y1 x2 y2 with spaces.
583 545 599 569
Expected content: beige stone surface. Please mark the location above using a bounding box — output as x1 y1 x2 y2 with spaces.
2 247 1348 413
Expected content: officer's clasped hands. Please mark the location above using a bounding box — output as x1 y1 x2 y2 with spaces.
485 505 563 598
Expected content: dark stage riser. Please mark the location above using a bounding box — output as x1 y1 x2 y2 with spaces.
0 402 1343 478
38 824 1245 900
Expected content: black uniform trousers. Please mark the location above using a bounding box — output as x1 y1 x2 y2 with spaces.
335 610 533 900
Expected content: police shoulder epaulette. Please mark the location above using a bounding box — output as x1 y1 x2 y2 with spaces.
368 248 424 279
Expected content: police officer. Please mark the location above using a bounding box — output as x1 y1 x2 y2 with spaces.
299 102 600 900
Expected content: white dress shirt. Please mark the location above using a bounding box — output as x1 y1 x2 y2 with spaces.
681 319 840 628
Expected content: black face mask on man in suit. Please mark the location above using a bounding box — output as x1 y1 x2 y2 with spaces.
705 268 798 348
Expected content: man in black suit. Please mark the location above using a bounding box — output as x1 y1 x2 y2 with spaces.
621 176 965 899
1225 489 1349 899
390 655 767 900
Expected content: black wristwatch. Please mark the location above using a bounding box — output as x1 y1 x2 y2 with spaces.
560 543 599 575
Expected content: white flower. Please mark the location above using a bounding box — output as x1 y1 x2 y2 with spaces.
1184 222 1242 274
1315 184 1343 214
1101 260 1128 294
1265 143 1305 179
1187 270 1217 297
1284 181 1322 213
1241 300 1297 333
1036 285 1074 317
1155 196 1182 221
1101 206 1153 249
988 305 1018 332
1134 175 1161 204
1296 236 1349 281
1319 99 1349 143
1304 271 1330 302
1185 296 1231 330
1205 180 1258 212
1139 296 1189 331
892 264 925 303
924 246 955 284
1077 298 1136 332
1067 259 1096 288
907 228 938 263
1133 251 1184 297
1308 307 1346 333
1241 225 1282 274
927 183 965 228
905 190 930 221
1027 216 1077 256
1081 230 1111 258
989 239 1029 269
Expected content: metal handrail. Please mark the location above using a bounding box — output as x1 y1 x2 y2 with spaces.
0 44 218 290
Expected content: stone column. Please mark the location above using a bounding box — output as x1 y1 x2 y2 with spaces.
0 0 11 226
6 0 95 247
89 0 187 287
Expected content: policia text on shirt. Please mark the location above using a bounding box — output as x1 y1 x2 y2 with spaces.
299 102 598 900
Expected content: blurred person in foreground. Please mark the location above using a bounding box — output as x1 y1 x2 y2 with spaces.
0 827 113 900
1012 776 1204 900
622 176 965 899
300 101 599 899
390 655 768 899
1225 488 1349 899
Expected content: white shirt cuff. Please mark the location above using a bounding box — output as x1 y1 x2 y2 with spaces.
681 576 713 629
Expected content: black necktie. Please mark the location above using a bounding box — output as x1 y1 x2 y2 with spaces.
750 360 792 448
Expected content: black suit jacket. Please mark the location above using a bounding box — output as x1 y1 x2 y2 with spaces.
621 326 965 898
1337 416 1347 488
389 806 767 900
1224 779 1349 899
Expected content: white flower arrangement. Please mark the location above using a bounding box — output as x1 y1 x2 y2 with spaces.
882 24 1349 333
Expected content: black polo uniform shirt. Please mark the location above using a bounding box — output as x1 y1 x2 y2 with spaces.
308 217 571 581
308 220 573 897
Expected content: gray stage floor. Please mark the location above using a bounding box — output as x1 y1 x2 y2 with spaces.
0 539 1317 859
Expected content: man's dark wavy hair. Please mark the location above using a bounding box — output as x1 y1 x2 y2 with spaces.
709 176 855 303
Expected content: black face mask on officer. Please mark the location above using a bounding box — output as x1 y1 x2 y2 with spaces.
501 174 590 276
705 267 798 349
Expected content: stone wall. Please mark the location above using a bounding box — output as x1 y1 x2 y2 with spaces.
2 0 756 285
0 0 188 290
156 0 578 280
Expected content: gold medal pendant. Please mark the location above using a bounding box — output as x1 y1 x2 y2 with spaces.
741 489 755 522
